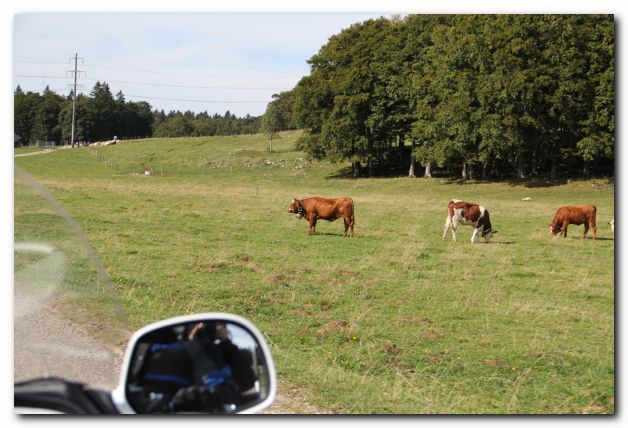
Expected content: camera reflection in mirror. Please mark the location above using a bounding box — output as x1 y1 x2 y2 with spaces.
126 320 269 414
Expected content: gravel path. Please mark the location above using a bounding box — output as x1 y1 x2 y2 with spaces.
14 146 72 158
14 248 122 390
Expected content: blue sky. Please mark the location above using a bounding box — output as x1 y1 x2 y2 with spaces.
13 13 385 117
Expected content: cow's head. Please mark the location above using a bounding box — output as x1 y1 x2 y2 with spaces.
549 223 561 235
288 197 303 218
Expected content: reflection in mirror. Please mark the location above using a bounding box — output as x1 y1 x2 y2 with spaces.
125 320 270 414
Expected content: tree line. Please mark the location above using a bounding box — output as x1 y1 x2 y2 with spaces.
264 14 614 179
153 109 261 138
14 81 262 147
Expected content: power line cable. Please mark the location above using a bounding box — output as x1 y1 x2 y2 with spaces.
15 48 304 71
86 78 289 91
14 74 290 91
124 94 269 104
14 85 69 93
79 51 301 71
14 74 69 79
15 60 69 65
15 48 75 55
84 63 300 80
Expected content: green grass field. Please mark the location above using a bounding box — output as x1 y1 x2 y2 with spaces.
14 131 614 414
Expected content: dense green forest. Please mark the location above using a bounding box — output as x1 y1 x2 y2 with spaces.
15 14 614 179
13 81 262 146
264 14 614 179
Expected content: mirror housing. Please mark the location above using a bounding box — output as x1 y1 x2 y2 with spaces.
111 313 276 414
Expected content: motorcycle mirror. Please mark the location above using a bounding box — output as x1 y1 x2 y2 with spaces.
112 313 276 414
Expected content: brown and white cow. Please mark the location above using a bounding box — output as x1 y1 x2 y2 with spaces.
549 205 597 239
288 196 355 236
442 199 495 243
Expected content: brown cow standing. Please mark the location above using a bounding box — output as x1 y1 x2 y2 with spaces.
549 205 597 239
288 197 355 236
442 199 496 243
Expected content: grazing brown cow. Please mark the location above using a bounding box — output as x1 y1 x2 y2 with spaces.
442 199 496 243
549 205 597 239
288 197 355 236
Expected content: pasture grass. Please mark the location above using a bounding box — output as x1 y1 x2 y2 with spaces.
14 173 130 347
14 131 614 414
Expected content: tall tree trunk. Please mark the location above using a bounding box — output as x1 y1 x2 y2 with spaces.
550 157 558 179
583 162 590 177
352 161 362 178
268 135 273 152
424 161 432 178
516 151 525 180
468 163 474 180
408 141 416 178
482 161 489 180
397 134 405 160
462 162 468 180
367 127 374 177
531 152 538 175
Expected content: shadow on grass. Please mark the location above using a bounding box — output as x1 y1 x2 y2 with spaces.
444 240 517 245
432 176 614 188
325 165 614 189
307 232 359 238
268 148 297 155
552 237 613 241
440 177 573 188
325 165 411 180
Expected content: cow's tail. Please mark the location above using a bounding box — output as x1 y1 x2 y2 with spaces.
351 199 355 225
591 205 597 223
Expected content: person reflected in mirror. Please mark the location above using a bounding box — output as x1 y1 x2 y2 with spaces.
133 321 256 413
187 322 256 395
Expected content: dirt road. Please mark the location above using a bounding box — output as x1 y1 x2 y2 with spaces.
14 245 122 390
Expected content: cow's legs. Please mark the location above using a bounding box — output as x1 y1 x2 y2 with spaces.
583 222 589 238
562 221 569 238
451 218 458 241
343 216 354 237
591 222 597 239
443 216 456 241
308 217 317 235
471 227 481 243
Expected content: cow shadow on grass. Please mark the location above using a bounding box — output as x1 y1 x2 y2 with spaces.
554 236 613 241
309 232 362 238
